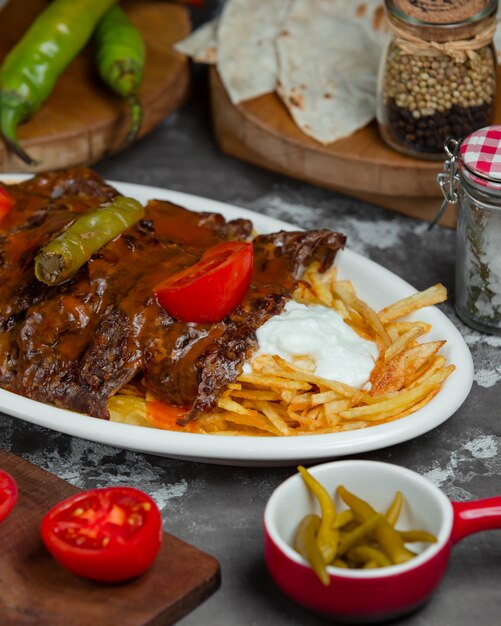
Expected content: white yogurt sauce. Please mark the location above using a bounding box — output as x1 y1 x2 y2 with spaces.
245 301 378 388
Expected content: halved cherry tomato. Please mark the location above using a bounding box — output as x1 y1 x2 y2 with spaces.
41 487 162 583
155 241 254 323
0 469 17 523
0 187 13 221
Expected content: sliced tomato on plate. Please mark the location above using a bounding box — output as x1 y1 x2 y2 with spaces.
0 468 17 522
41 487 162 582
0 187 13 221
155 241 254 323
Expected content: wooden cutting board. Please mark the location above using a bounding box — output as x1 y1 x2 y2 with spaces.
0 450 220 626
0 0 190 172
210 67 501 228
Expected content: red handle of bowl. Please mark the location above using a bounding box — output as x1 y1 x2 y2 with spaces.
451 497 501 544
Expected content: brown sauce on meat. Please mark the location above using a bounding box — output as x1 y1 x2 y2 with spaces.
0 168 346 421
0 169 118 388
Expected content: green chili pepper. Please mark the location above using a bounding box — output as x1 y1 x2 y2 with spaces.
348 545 392 568
35 196 144 285
0 0 118 165
338 514 382 556
298 466 338 564
385 491 404 527
293 514 330 586
337 486 416 565
399 530 437 543
94 5 146 145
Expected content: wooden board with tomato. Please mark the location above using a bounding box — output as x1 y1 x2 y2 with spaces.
0 449 220 625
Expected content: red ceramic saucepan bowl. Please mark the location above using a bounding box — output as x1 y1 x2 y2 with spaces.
264 460 501 623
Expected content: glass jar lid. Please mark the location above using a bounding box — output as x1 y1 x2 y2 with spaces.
432 127 501 228
387 0 497 26
460 126 501 193
385 0 498 42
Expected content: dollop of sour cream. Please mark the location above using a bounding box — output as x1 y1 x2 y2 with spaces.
245 301 378 388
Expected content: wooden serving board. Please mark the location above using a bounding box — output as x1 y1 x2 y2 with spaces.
0 450 220 626
210 66 501 228
0 0 190 172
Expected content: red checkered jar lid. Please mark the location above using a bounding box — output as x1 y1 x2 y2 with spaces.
460 126 501 192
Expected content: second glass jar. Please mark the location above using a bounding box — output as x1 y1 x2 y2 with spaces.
377 0 497 160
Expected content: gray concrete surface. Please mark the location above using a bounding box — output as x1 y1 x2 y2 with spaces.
2 7 501 624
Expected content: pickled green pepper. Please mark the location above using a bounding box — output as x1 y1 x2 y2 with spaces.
298 466 338 564
293 514 330 586
399 530 437 544
94 5 146 145
332 509 354 529
35 196 144 285
337 486 416 565
338 514 382 556
292 472 437 574
348 546 391 568
385 491 403 527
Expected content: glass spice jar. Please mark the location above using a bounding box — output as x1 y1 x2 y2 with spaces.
377 0 498 160
436 127 501 334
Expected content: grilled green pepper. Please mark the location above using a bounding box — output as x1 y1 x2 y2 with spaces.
0 0 118 165
35 196 144 285
94 5 146 145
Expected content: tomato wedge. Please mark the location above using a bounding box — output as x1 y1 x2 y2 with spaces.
155 241 254 323
0 186 13 221
0 469 17 523
41 487 162 583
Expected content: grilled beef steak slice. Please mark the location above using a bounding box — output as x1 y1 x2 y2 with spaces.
143 230 347 421
0 168 119 387
0 173 346 423
8 197 253 417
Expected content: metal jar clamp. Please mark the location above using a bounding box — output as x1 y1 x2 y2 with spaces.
429 138 461 230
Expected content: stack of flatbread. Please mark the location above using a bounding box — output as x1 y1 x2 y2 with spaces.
175 0 387 144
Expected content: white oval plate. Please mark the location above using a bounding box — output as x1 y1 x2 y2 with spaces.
0 177 473 466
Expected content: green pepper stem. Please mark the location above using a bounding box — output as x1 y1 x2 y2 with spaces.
0 106 38 166
124 94 143 146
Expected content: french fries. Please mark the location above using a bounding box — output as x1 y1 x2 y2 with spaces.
378 284 447 324
110 266 454 437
